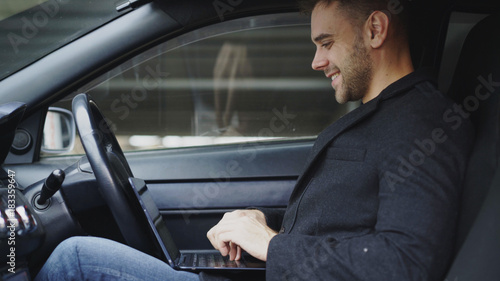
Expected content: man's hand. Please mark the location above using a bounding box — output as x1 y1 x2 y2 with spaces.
207 209 277 262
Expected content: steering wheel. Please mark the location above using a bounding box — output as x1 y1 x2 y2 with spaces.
72 93 160 256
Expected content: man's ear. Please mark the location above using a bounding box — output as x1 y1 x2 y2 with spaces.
365 10 390 49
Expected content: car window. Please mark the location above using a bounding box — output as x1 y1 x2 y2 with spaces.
46 13 358 155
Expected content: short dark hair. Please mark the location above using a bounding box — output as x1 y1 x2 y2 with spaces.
298 0 410 40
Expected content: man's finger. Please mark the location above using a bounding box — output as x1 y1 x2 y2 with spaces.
229 242 238 260
235 245 242 261
206 227 219 250
218 241 230 256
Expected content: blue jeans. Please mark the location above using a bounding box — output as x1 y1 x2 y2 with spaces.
35 236 200 281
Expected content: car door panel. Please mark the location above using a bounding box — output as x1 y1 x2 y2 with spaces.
127 140 312 249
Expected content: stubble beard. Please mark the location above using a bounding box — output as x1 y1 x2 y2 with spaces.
335 34 373 104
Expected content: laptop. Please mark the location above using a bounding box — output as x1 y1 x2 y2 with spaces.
127 177 266 272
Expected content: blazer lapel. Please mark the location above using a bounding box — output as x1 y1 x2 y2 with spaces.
292 69 435 194
288 99 380 201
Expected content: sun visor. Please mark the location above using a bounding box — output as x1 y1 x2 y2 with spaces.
0 102 27 165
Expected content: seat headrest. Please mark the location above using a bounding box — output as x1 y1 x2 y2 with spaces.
447 14 500 120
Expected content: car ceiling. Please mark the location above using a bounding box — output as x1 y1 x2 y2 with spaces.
156 0 298 26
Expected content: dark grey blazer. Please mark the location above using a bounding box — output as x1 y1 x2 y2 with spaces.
261 70 474 281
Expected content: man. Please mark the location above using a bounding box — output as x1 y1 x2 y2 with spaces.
35 0 473 280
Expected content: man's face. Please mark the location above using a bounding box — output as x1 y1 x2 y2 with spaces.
311 2 373 104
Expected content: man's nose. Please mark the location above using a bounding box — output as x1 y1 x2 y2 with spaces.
311 52 328 71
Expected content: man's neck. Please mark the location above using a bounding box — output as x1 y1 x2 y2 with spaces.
362 45 414 103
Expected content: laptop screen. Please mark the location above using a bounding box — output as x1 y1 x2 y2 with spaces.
128 177 181 265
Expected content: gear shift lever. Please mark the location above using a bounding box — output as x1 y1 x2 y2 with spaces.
37 169 65 205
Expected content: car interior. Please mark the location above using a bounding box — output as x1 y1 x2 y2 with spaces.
0 0 499 280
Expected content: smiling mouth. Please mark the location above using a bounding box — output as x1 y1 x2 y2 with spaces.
331 72 340 81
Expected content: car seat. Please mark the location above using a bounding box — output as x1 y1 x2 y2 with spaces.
444 13 500 280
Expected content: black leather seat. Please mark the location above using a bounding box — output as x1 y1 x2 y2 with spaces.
445 13 500 280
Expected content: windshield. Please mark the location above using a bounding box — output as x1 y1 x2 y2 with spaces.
0 0 123 81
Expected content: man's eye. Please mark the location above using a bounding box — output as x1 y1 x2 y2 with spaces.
321 42 332 48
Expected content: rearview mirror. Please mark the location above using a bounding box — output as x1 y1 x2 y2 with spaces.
42 107 76 154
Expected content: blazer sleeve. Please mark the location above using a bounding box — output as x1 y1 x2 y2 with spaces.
264 122 474 281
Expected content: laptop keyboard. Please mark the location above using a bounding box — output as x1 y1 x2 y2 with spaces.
193 253 243 268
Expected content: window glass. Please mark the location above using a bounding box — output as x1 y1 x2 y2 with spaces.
0 0 122 80
46 13 357 155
